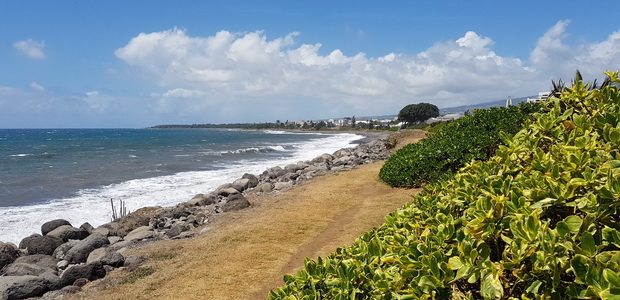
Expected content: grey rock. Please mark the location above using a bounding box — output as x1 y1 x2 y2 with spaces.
0 275 48 300
39 270 63 291
123 255 144 269
100 252 124 268
241 173 259 188
217 187 240 197
274 181 293 191
41 219 72 236
86 248 107 264
220 194 251 212
64 233 110 264
255 182 273 193
188 193 217 206
13 254 58 270
2 262 53 276
79 222 94 234
108 236 123 245
19 234 64 255
0 242 19 271
123 226 153 242
56 260 69 270
52 240 79 261
60 262 105 286
231 178 250 192
92 226 110 237
165 224 188 238
46 225 89 242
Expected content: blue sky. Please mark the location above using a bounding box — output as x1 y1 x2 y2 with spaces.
1 1 619 128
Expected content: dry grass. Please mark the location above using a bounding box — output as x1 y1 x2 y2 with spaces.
66 130 426 300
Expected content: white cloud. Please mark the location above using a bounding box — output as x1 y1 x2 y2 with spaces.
30 82 45 92
13 39 46 59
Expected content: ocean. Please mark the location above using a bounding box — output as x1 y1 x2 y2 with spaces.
0 128 364 245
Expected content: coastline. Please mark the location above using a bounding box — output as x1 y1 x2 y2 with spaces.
0 132 424 299
67 130 426 300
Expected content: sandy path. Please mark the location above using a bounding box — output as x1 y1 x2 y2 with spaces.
67 130 425 300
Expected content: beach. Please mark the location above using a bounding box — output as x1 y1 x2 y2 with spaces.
55 130 426 300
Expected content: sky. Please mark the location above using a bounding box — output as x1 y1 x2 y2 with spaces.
1 1 620 128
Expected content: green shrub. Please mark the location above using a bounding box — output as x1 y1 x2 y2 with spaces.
270 71 620 299
379 102 540 188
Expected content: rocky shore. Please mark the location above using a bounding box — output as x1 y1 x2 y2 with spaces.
0 134 391 300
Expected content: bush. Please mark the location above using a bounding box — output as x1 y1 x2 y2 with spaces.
379 102 540 187
269 71 620 299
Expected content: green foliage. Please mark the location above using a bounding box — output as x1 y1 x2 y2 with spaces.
380 102 540 188
269 71 620 300
398 103 440 126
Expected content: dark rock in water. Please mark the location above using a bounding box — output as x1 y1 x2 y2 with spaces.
79 222 94 234
0 275 49 300
220 194 251 212
19 235 64 255
2 262 53 276
0 242 19 271
60 262 105 286
46 225 89 242
64 233 110 264
242 173 259 188
41 219 72 236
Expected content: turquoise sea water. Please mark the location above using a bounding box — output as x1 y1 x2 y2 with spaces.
0 128 363 244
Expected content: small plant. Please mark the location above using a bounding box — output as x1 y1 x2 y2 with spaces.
110 198 129 221
119 266 155 284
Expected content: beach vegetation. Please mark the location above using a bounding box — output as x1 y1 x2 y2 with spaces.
398 103 440 127
270 70 620 299
379 101 540 187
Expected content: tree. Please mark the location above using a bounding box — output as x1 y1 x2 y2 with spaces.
397 102 439 127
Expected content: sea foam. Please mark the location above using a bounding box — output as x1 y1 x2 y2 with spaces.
0 132 363 245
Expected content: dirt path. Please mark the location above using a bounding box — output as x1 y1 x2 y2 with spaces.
67 130 425 300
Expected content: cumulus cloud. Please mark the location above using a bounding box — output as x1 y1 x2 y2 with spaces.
29 82 45 92
13 39 46 59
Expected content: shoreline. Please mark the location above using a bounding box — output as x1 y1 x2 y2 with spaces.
0 130 412 299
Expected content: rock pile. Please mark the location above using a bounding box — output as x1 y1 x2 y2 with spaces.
0 137 389 299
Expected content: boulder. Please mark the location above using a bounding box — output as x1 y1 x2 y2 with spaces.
19 234 64 255
52 240 79 261
187 193 217 206
231 178 250 192
60 262 105 286
100 252 124 268
284 163 301 173
255 182 273 193
165 224 188 238
220 194 251 212
79 222 94 234
241 173 259 188
123 255 144 269
13 254 58 270
46 225 89 242
2 262 53 276
0 242 19 271
64 233 110 264
217 187 239 197
0 275 48 300
86 248 107 265
274 181 293 191
41 219 72 236
101 206 160 237
123 226 153 242
38 270 63 291
92 226 111 237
